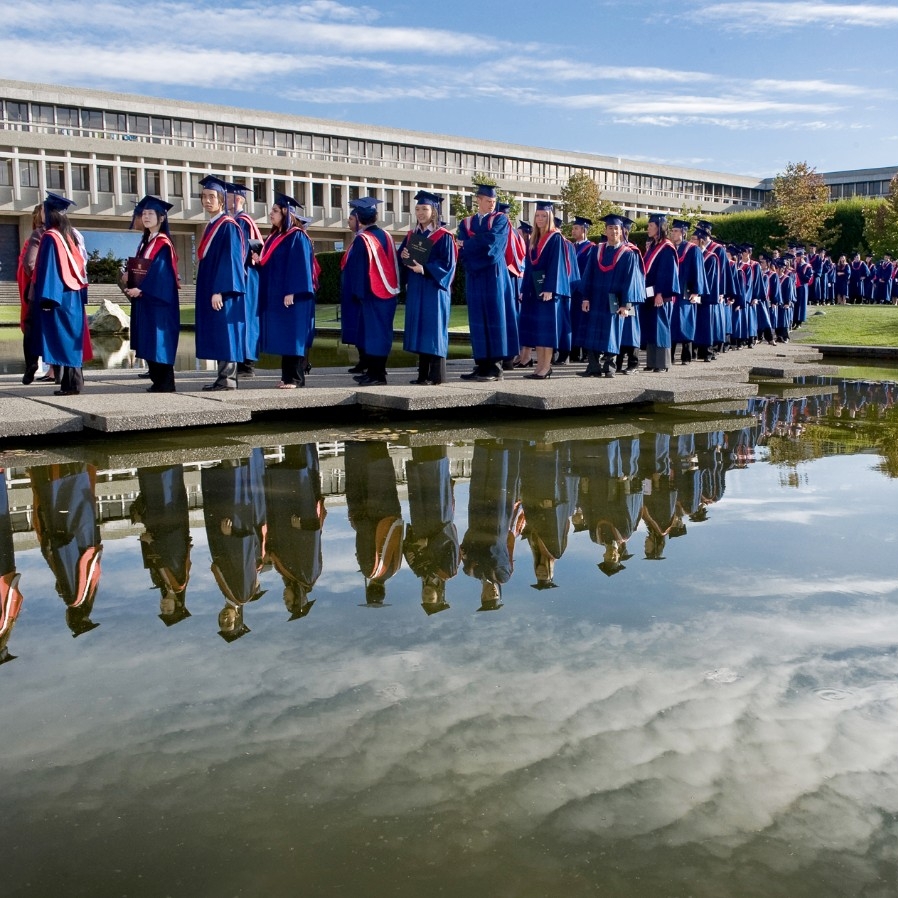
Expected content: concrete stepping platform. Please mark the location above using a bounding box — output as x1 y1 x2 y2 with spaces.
0 395 83 438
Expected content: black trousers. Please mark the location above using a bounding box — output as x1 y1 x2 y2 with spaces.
417 353 446 384
59 366 84 393
281 354 305 386
147 361 175 392
214 361 238 388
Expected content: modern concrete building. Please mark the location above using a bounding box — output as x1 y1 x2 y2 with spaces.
5 78 884 285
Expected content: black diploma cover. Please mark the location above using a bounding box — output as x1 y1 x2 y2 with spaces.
404 233 432 268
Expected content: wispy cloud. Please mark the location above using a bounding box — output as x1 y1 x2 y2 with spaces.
704 1 898 29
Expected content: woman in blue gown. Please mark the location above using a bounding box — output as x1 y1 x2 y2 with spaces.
518 201 571 379
257 193 316 388
399 190 457 385
124 196 180 392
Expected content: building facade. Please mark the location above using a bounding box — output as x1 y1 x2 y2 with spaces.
1 79 773 283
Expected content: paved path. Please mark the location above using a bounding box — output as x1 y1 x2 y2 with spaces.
0 343 837 442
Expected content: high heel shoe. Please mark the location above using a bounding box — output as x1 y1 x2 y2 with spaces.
525 368 553 380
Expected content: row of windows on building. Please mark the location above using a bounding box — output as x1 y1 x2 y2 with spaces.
1 98 765 204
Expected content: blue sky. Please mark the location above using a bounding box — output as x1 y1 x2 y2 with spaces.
4 0 898 177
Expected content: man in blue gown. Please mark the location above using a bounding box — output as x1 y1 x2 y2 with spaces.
670 219 707 364
456 185 517 381
194 175 246 391
578 214 645 378
569 216 593 363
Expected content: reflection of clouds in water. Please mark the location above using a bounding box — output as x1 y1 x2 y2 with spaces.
693 575 898 600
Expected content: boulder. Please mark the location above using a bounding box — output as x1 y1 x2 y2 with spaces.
88 298 130 335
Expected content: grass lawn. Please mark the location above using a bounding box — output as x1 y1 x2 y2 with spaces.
0 302 471 332
792 305 898 347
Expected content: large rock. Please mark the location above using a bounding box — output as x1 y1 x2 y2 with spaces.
88 298 130 335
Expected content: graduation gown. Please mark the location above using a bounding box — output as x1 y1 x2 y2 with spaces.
344 442 403 591
264 444 325 600
578 243 645 355
235 212 262 361
403 446 460 585
834 263 850 296
0 472 23 663
461 440 523 587
794 260 813 322
194 214 247 361
848 261 868 300
672 240 707 343
202 450 267 606
33 230 87 367
873 261 894 303
457 212 518 359
31 463 102 635
519 231 572 347
570 240 593 345
136 465 192 606
131 234 180 365
641 239 680 349
340 226 400 357
694 246 722 346
399 226 457 358
258 227 316 356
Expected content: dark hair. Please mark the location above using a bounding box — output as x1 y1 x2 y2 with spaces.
268 203 292 237
46 206 76 248
136 212 168 254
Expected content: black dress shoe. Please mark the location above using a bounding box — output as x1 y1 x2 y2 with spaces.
409 378 436 385
472 373 501 382
459 371 480 381
138 371 151 379
577 371 601 378
202 383 236 391
356 374 386 386
53 389 79 396
347 364 366 374
22 368 37 385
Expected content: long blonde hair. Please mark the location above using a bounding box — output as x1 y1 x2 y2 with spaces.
530 208 557 251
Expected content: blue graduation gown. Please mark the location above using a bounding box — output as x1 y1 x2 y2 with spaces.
33 232 85 367
579 243 645 355
557 238 579 352
137 465 191 595
404 447 459 583
400 227 457 357
641 240 680 349
259 229 316 357
873 261 894 303
619 242 645 349
457 212 518 359
519 231 571 347
849 261 868 300
195 216 247 362
834 263 850 297
341 226 398 357
570 240 593 346
694 247 722 346
264 444 324 594
132 239 180 365
202 450 267 605
234 214 261 361
672 240 707 343
520 443 571 564
731 265 750 340
778 273 796 329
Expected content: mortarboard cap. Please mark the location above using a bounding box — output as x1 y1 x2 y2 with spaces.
697 219 715 232
297 215 312 226
573 216 592 228
693 225 711 238
199 175 229 195
496 201 510 213
518 220 532 233
782 252 795 261
131 195 173 233
415 190 443 207
597 561 626 577
648 213 667 226
535 200 554 212
349 195 382 224
601 213 625 226
530 580 559 591
225 182 249 196
45 191 75 213
0 646 17 666
773 258 786 268
274 192 302 210
671 219 690 231
795 247 806 255
474 184 498 198
620 216 634 230
741 243 754 251
554 216 564 228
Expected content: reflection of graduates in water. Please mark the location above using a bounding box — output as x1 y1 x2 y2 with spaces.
344 442 403 607
0 470 24 664
519 441 577 590
30 463 102 636
693 431 726 520
639 434 686 560
403 446 459 615
461 440 524 610
132 465 192 626
571 438 642 576
263 443 325 621
201 449 267 642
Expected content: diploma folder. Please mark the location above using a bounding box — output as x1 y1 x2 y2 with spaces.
404 233 432 267
532 269 547 293
125 256 152 289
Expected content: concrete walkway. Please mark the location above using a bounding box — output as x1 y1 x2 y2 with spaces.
0 343 838 442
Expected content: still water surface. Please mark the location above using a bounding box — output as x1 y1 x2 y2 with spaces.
2 382 898 897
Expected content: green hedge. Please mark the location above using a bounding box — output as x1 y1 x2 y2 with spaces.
316 250 470 305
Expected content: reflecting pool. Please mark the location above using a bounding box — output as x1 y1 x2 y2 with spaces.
2 380 898 897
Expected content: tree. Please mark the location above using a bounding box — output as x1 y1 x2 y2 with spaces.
863 174 898 258
451 172 521 223
86 249 125 285
770 161 831 245
558 170 621 238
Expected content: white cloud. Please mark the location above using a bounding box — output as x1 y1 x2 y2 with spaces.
704 1 898 29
